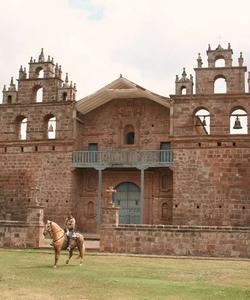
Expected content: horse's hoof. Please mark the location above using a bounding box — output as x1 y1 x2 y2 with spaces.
66 260 69 264
53 265 57 269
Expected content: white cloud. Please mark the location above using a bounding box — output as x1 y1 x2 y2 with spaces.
0 0 250 103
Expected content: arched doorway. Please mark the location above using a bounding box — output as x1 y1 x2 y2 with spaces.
113 182 141 224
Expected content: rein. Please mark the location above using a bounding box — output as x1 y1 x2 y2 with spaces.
48 224 66 243
53 232 65 243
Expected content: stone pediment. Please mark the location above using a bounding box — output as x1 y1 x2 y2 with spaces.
76 76 170 114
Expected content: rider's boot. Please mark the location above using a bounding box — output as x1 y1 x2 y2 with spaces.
67 239 71 251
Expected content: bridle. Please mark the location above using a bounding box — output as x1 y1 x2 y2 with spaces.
44 221 65 243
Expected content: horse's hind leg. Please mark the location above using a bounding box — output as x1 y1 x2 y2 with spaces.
77 239 85 265
80 245 85 266
66 249 73 265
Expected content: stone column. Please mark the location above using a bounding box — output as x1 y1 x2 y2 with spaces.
96 169 102 226
136 165 148 224
140 168 145 224
26 186 44 247
96 167 106 227
26 205 44 247
26 205 44 225
101 204 120 226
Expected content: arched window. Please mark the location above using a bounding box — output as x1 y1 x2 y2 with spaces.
7 95 12 104
124 125 135 145
230 108 248 134
195 108 210 134
214 76 227 93
16 116 27 140
181 86 187 95
126 132 135 144
36 68 44 78
215 57 225 67
62 92 67 101
44 115 56 139
35 87 43 103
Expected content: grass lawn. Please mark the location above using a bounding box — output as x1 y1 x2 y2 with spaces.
0 249 249 300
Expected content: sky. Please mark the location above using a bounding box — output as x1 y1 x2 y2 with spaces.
0 0 250 103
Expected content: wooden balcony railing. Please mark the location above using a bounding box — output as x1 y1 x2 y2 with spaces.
72 150 173 168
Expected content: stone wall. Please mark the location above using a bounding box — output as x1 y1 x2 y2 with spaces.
0 142 74 225
0 102 74 141
171 90 250 227
195 67 246 94
0 71 76 227
100 224 250 258
78 98 170 150
0 206 44 248
172 144 250 226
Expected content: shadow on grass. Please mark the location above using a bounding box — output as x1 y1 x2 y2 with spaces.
19 263 82 270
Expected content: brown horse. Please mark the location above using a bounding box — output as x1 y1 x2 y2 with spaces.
43 220 85 268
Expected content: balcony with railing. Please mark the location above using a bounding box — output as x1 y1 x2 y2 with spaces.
72 150 173 169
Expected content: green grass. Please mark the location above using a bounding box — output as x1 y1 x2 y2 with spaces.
0 249 249 300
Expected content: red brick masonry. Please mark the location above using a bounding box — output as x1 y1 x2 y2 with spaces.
100 224 250 258
0 206 44 248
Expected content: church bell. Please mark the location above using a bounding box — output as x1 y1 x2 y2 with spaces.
233 116 242 129
48 124 54 132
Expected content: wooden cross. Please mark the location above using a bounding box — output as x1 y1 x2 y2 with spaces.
217 35 223 45
106 186 117 205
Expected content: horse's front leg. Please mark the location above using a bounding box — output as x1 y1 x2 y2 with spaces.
54 249 60 268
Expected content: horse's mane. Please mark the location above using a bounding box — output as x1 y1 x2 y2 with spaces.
50 221 64 232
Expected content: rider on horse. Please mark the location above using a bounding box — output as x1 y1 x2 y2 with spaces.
65 213 77 251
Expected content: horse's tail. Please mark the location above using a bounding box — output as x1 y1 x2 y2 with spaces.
76 234 85 260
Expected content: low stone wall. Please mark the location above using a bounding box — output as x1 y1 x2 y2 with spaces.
0 206 44 248
100 225 250 258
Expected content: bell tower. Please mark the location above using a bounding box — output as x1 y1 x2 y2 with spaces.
175 68 193 95
58 73 77 102
3 48 77 104
1 49 77 141
28 48 55 79
195 43 247 94
2 77 18 104
207 43 233 67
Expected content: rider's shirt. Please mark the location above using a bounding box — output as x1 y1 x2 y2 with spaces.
65 217 76 231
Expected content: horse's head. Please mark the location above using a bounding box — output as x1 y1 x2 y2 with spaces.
43 220 53 237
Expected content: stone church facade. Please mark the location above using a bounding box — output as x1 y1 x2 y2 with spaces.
0 44 250 242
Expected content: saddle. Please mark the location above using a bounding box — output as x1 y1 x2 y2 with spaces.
65 230 80 240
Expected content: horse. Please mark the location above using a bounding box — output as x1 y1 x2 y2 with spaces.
43 220 85 268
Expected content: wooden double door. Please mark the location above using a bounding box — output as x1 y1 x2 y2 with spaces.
113 182 141 224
